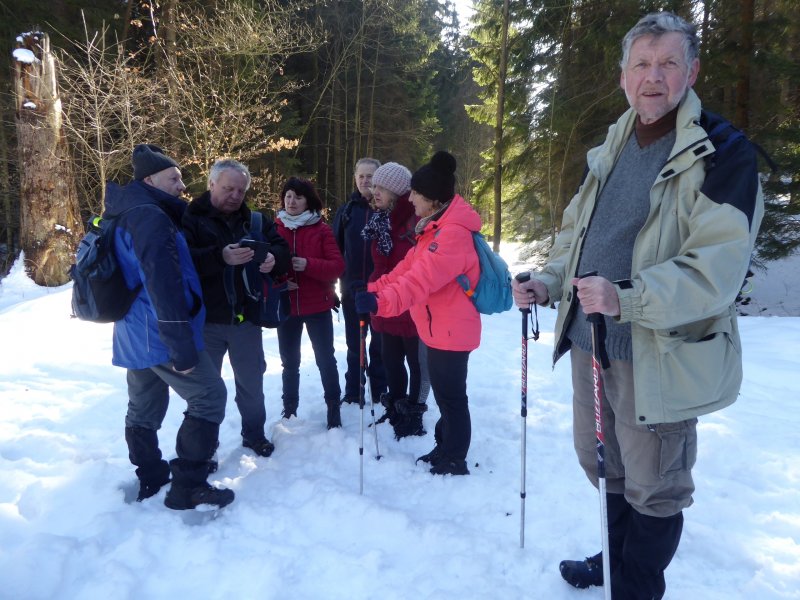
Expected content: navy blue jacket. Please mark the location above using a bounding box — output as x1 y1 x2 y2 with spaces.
106 180 205 371
332 191 376 296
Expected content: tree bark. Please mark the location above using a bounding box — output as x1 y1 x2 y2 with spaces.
736 0 754 129
492 0 510 251
14 32 83 286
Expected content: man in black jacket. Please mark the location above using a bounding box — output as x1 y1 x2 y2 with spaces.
182 159 290 457
332 157 387 404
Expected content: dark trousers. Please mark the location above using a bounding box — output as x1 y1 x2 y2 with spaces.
341 293 386 399
277 311 341 406
381 333 422 403
204 322 266 444
427 346 471 461
124 351 227 484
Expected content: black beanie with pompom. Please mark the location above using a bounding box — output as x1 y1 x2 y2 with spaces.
410 150 456 204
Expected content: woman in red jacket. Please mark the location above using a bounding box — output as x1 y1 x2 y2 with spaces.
361 162 426 439
355 151 481 475
276 178 345 429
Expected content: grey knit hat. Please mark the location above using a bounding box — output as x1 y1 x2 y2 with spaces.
132 144 179 180
371 162 411 197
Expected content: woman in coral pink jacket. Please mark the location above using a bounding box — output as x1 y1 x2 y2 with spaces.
355 151 480 476
275 178 345 430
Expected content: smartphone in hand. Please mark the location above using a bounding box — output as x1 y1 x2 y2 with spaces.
239 238 270 263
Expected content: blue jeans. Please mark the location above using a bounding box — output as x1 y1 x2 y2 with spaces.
277 311 341 406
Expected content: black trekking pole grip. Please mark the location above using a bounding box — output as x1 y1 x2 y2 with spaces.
515 272 533 315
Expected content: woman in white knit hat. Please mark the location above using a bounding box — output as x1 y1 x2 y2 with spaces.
360 162 428 439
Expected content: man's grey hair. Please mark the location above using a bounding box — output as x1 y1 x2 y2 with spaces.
354 157 381 173
208 159 251 191
620 12 699 69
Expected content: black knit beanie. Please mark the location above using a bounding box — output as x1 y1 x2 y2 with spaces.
132 144 179 180
410 150 456 204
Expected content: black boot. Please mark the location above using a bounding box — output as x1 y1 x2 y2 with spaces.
559 493 632 588
375 393 399 426
282 399 298 419
243 437 275 457
612 510 683 600
164 416 234 510
392 400 427 439
326 401 342 429
429 458 469 476
125 426 171 501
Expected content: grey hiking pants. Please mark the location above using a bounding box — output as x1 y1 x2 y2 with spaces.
203 321 267 443
570 346 697 518
125 350 227 430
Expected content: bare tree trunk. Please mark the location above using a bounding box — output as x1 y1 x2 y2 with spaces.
14 32 83 286
736 0 754 129
0 98 13 270
491 0 510 251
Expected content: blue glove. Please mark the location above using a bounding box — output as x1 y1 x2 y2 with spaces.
349 279 366 295
355 291 378 315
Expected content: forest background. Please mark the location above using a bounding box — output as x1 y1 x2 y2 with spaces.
0 0 797 286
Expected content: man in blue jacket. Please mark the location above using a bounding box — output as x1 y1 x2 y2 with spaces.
332 157 387 404
109 144 233 510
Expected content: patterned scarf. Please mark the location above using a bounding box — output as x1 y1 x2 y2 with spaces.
361 209 393 256
277 210 321 230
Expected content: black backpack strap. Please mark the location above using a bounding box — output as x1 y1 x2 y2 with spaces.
700 109 778 172
247 210 264 242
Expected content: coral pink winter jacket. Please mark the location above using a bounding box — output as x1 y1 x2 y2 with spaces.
368 195 482 352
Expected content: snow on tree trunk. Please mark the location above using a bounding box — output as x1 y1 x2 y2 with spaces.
13 31 83 286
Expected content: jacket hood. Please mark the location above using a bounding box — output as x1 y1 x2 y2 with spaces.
104 179 187 223
422 194 481 235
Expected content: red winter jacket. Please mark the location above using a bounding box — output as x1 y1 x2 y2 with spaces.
368 192 419 337
368 195 481 352
276 216 344 317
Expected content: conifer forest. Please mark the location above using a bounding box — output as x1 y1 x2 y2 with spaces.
0 0 797 284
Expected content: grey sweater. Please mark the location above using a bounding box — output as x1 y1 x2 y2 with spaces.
567 129 675 361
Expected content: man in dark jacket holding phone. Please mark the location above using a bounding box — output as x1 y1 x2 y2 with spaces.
182 159 290 458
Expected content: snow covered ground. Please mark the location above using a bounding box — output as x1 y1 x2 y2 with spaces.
0 246 798 599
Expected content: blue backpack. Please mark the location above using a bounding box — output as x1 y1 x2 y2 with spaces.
70 209 142 323
456 232 513 315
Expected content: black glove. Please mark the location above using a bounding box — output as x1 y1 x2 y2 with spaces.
355 290 378 315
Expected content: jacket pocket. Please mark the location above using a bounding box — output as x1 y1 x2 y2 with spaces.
654 419 697 477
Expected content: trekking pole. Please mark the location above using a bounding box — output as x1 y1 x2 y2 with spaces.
359 318 367 494
580 271 612 600
515 272 531 549
362 320 382 461
514 272 540 549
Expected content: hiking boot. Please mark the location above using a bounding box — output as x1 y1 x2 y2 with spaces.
136 470 171 502
243 437 275 457
164 482 235 511
393 401 427 439
282 403 298 419
559 552 603 589
134 459 171 502
341 394 360 405
327 403 342 429
416 445 442 465
430 459 470 476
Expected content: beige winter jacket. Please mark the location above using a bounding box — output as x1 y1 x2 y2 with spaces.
537 89 764 424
